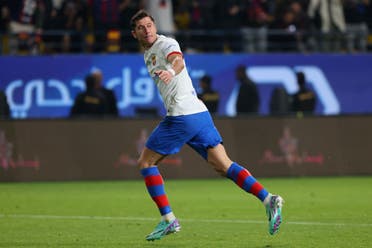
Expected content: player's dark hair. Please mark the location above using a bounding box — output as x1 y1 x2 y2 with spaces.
130 9 155 30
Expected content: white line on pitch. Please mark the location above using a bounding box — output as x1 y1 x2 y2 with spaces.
0 214 371 227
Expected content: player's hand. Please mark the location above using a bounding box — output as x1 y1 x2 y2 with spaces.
154 70 174 84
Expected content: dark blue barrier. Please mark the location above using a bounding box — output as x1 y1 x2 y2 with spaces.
0 54 371 118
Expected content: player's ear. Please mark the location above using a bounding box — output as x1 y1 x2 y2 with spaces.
154 24 157 34
131 30 137 39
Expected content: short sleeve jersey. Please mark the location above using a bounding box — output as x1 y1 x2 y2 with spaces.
144 35 207 116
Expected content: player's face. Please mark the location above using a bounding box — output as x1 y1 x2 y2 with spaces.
131 17 157 49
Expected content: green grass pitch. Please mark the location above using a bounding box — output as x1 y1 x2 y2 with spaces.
1 177 371 247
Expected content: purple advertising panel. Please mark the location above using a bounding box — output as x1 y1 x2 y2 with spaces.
0 54 371 118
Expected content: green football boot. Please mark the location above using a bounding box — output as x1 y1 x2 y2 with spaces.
266 195 284 235
146 219 181 241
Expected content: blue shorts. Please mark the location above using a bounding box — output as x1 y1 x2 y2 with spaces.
146 111 223 160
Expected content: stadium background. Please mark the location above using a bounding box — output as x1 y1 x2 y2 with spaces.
1 0 372 181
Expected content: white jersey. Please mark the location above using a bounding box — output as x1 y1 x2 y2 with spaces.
144 35 207 116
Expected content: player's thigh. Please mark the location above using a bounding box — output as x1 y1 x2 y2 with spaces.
187 124 222 160
146 116 193 155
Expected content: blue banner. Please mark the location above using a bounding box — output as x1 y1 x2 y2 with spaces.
0 54 371 118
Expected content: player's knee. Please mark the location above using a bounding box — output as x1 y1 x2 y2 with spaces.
137 158 151 169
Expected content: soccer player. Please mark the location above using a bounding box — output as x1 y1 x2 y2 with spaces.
130 10 284 241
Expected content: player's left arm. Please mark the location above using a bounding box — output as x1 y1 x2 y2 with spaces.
155 53 184 84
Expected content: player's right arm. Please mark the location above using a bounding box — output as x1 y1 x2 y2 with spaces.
154 53 183 84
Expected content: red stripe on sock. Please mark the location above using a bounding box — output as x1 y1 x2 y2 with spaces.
250 181 264 196
236 169 251 188
145 174 163 187
152 194 169 209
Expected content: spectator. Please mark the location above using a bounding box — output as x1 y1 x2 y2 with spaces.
364 0 372 31
197 75 219 114
214 0 245 52
289 1 312 52
119 0 141 52
189 0 206 29
235 65 260 116
42 5 61 54
174 0 213 52
173 0 191 51
0 1 10 53
119 0 140 29
6 0 37 54
0 90 10 118
241 0 274 52
91 68 119 117
0 1 10 33
88 0 124 52
7 0 37 33
291 71 316 115
70 74 109 118
269 1 310 52
343 0 369 52
58 0 88 53
307 0 346 52
269 6 299 51
143 0 175 35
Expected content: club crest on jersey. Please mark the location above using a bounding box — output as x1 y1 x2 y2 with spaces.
151 54 156 66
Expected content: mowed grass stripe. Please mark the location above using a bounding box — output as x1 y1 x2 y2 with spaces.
1 213 371 227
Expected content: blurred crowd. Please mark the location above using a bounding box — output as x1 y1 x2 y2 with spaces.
1 0 372 55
